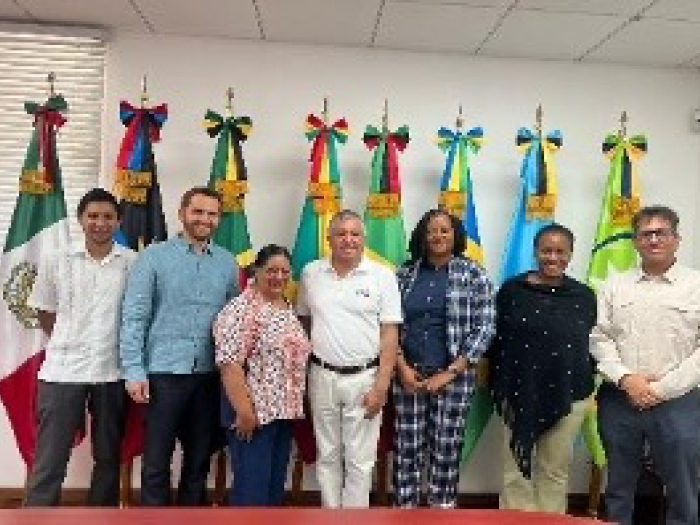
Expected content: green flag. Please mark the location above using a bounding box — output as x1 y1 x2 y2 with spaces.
289 114 349 297
584 132 646 467
204 109 254 272
362 123 409 268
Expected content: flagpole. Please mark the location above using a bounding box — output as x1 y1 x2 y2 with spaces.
382 98 389 135
226 87 234 119
140 75 148 108
619 110 628 139
47 72 55 97
120 72 149 507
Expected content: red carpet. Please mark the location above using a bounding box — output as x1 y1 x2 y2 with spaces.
2 508 605 525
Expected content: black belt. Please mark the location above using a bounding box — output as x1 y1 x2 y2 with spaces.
310 354 379 375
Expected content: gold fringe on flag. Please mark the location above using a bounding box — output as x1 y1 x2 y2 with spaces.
526 193 556 220
215 179 248 213
366 193 400 218
439 190 465 218
114 169 153 204
308 182 340 214
20 170 53 194
610 195 640 227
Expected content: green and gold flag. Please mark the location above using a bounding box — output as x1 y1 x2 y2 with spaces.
584 131 646 467
204 108 254 275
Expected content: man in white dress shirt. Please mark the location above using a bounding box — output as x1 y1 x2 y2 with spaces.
297 209 402 508
24 188 135 506
591 205 700 525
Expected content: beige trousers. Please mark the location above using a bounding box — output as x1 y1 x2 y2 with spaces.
500 397 590 514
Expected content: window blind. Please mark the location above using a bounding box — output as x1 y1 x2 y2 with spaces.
0 26 105 246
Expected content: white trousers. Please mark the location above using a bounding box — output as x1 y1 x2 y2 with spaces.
308 363 382 508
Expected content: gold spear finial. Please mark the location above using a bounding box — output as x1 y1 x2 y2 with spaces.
140 75 148 107
226 87 234 118
535 104 543 136
456 104 463 131
619 111 628 138
47 72 55 97
323 96 328 126
382 98 389 132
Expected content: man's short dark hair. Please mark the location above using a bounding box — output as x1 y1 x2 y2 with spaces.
632 205 679 235
77 188 120 218
180 186 223 210
534 223 575 251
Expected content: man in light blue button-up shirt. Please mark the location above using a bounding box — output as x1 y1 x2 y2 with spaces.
120 187 239 506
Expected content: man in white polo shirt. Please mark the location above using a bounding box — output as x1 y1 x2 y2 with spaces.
297 209 402 508
24 188 135 506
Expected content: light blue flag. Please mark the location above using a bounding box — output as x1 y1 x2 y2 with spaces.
462 126 562 464
499 127 562 282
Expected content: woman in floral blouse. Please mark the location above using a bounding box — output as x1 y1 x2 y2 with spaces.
213 244 311 506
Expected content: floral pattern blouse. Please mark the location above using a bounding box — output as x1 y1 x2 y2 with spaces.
213 286 311 426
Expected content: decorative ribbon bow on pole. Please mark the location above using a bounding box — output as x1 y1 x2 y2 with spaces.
21 95 68 194
204 88 255 271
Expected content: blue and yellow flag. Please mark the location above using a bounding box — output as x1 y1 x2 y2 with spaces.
436 126 484 263
462 125 562 463
500 127 561 281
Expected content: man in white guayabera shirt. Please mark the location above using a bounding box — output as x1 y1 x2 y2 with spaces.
591 205 700 525
296 209 402 508
24 188 135 506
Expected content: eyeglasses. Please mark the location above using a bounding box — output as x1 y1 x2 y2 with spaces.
635 228 676 242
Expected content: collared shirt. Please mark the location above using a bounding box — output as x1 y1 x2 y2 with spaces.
296 257 402 366
119 235 239 383
397 256 496 366
28 243 136 383
590 263 700 400
402 261 449 369
214 287 311 426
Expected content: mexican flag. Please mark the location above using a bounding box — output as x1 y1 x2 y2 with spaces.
0 95 70 465
362 123 409 268
290 112 348 464
204 108 255 274
583 132 646 468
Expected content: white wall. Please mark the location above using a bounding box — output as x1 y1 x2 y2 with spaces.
2 31 700 494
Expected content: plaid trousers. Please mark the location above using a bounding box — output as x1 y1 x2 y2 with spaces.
392 373 473 508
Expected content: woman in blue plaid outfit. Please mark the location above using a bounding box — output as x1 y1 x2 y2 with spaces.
393 209 496 508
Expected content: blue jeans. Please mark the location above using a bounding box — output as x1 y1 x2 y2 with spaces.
227 419 293 506
598 383 700 525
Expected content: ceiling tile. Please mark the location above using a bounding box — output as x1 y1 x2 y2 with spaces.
258 0 381 46
0 0 31 19
479 9 625 61
585 17 700 67
376 2 503 52
134 0 260 39
16 0 146 30
388 0 512 6
644 0 700 23
517 0 650 16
